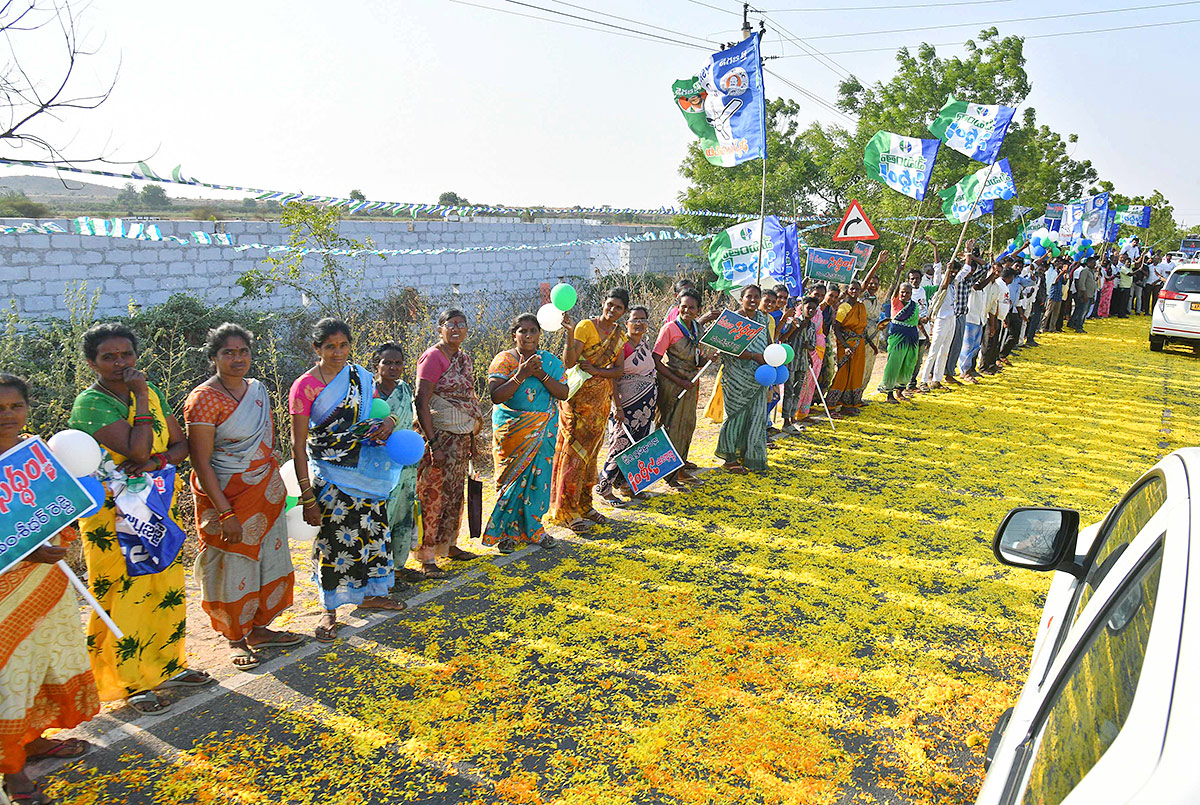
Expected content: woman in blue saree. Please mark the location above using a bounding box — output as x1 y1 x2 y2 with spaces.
483 313 569 554
289 319 405 642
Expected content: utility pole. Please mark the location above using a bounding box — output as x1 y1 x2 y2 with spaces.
742 2 752 39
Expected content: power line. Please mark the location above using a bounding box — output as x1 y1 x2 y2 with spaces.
764 0 1013 10
765 67 858 123
772 15 1200 56
447 0 710 50
799 0 1200 40
542 0 718 46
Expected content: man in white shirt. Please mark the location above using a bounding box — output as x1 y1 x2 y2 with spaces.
1146 253 1173 310
903 266 931 392
918 257 961 391
1120 236 1141 262
959 261 1002 381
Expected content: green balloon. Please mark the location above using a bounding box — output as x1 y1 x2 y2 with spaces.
1051 244 1061 257
369 397 390 419
782 344 795 364
550 283 577 312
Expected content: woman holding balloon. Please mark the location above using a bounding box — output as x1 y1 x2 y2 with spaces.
715 285 770 474
483 313 568 553
69 323 211 713
289 318 405 644
184 324 299 670
373 342 428 583
0 374 100 804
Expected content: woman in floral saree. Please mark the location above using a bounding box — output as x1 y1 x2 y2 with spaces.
186 324 298 670
827 280 869 416
69 323 211 715
290 318 404 643
598 305 656 502
1 374 99 805
547 287 628 532
415 309 483 577
373 343 426 585
715 285 770 474
484 313 569 553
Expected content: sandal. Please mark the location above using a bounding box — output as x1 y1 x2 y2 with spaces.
25 738 90 763
359 596 407 612
565 518 593 533
497 538 517 555
723 463 747 475
230 647 261 670
126 690 171 715
246 631 304 649
422 564 449 579
583 510 610 525
539 535 558 550
448 548 479 562
158 669 214 689
314 622 342 643
5 781 53 804
398 567 427 583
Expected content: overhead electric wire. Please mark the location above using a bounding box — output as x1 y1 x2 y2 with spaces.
764 0 1013 10
797 0 1200 40
772 15 1200 56
765 67 858 124
491 0 715 49
447 0 710 49
543 0 718 46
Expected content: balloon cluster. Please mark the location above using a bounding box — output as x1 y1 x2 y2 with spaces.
46 429 104 517
536 283 577 333
756 344 793 386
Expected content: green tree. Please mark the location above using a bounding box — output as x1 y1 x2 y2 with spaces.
241 197 258 212
438 191 469 206
117 182 140 208
349 189 366 202
0 191 51 218
140 184 171 210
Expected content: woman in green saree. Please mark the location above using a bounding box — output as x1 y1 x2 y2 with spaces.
715 285 770 474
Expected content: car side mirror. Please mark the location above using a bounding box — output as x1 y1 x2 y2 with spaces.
993 507 1084 578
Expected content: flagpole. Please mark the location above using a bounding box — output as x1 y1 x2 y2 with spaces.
890 197 925 299
950 160 998 262
754 29 768 286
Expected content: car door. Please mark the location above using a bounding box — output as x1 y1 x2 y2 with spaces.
980 458 1188 805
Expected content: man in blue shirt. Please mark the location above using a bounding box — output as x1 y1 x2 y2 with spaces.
1000 266 1033 358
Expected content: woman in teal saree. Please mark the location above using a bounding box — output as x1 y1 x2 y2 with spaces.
715 285 771 474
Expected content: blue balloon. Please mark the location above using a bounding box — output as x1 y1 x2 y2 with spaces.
77 475 104 517
774 365 790 385
754 364 776 387
1031 243 1046 258
385 429 426 466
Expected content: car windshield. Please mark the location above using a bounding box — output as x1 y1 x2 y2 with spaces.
1165 271 1200 293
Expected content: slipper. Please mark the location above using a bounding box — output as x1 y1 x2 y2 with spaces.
359 598 407 612
566 518 593 533
230 647 260 670
314 622 342 643
583 510 610 525
158 669 214 689
25 738 90 763
599 495 625 508
126 690 171 715
398 567 427 583
5 781 53 804
724 464 747 475
246 631 304 649
448 549 479 562
422 564 449 579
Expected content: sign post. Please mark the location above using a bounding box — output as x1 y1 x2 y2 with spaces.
833 199 879 242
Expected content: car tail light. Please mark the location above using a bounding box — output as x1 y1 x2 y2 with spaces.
1160 290 1188 301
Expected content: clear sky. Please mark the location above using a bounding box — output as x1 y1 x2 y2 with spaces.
10 0 1200 225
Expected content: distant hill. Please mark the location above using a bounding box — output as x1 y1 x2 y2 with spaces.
0 174 122 200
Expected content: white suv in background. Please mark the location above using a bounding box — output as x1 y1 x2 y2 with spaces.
975 449 1200 804
1150 264 1200 352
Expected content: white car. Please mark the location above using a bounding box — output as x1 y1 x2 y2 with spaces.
1150 264 1200 352
975 449 1200 804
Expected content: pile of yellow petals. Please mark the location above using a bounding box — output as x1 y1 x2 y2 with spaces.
45 319 1199 804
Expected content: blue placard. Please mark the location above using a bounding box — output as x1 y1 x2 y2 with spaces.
614 429 685 495
805 247 856 284
0 437 98 574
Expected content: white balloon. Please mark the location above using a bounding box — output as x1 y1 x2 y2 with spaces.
537 303 564 332
47 429 103 477
763 343 787 368
279 459 301 497
285 505 318 543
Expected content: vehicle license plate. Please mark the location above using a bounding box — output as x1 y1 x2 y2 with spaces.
1191 302 1200 311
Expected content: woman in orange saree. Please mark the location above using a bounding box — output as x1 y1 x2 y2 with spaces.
546 288 628 533
826 280 868 416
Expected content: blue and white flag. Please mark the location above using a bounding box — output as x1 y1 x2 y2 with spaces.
928 95 1016 164
1115 205 1152 228
709 215 788 291
862 131 940 201
675 34 766 167
782 223 804 297
946 198 995 224
1060 201 1085 239
1082 192 1110 242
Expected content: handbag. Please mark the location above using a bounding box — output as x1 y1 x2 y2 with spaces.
467 461 483 541
565 366 591 400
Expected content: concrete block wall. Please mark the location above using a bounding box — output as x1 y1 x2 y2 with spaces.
0 217 706 319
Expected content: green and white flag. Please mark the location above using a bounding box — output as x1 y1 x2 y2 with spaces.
928 95 1015 164
709 216 788 291
672 35 765 167
862 131 940 201
937 159 1016 221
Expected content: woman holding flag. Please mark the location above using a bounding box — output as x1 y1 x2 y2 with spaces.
715 285 770 474
0 374 100 804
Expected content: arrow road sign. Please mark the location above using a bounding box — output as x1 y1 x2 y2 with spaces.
833 199 879 242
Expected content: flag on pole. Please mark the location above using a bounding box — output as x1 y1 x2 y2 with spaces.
928 95 1016 164
1060 201 1085 239
709 216 788 291
672 35 766 167
862 131 940 201
936 159 1016 222
945 198 995 224
1082 192 1110 242
1114 204 1152 228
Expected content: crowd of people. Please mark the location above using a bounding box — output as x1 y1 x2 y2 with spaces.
0 232 1173 802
